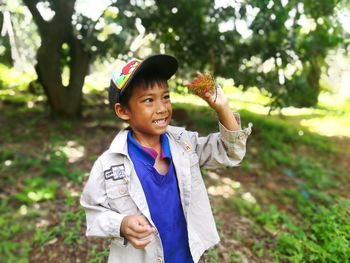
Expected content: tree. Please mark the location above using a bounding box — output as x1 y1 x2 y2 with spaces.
22 0 94 117
239 0 344 108
124 0 345 109
18 0 347 116
0 1 40 70
21 0 137 117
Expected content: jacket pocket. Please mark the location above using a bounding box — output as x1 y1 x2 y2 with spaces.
106 178 129 199
105 179 137 214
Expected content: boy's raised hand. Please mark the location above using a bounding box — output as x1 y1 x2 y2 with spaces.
120 215 155 249
185 72 240 131
201 84 229 112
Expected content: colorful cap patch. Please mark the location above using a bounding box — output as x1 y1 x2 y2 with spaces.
111 59 142 91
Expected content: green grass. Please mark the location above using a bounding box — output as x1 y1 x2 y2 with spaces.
0 120 107 262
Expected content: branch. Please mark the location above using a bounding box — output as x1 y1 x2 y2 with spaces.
323 0 342 16
86 2 115 39
22 0 47 31
52 0 76 22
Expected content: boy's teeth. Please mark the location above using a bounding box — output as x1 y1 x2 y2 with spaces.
154 118 165 124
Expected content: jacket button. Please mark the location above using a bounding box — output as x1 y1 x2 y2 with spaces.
238 133 245 140
154 229 159 236
119 186 127 195
156 257 163 263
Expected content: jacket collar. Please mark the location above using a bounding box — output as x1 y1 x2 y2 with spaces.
109 128 129 155
127 131 172 165
109 125 186 155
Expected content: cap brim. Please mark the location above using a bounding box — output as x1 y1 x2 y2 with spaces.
136 54 178 79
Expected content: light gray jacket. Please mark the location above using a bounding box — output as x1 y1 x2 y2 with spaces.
80 118 252 263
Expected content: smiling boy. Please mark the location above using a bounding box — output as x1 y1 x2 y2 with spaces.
80 54 252 263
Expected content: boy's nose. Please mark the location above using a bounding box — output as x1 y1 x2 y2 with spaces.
156 101 167 114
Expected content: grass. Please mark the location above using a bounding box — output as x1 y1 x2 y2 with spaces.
1 64 350 262
0 106 109 262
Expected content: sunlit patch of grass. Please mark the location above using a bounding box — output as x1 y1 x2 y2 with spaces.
0 64 41 108
15 177 59 204
297 92 350 137
224 86 272 115
0 64 35 88
172 78 350 138
300 115 350 137
274 92 350 138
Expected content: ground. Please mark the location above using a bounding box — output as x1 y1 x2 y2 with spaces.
1 102 349 263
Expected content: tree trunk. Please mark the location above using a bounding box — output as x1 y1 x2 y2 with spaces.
306 56 321 106
36 34 90 117
23 0 91 117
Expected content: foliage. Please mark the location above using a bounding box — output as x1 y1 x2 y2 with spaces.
122 0 346 109
13 0 142 116
1 0 348 116
0 1 39 67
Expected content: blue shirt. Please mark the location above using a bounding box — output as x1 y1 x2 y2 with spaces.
127 131 193 263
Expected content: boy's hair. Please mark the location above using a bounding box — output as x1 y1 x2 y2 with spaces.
108 54 178 110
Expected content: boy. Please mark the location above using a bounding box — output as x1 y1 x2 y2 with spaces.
80 54 252 263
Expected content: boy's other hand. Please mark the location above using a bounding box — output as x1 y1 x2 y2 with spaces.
120 215 155 249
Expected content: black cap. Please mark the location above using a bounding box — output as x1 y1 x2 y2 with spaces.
109 54 178 105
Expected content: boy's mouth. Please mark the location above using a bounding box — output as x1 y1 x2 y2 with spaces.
152 118 168 127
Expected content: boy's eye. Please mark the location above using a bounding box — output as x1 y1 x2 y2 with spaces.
164 94 170 100
143 98 153 103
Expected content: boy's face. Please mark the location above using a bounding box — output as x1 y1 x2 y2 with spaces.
121 82 172 139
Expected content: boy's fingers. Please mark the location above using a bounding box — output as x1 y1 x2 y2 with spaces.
126 216 153 235
129 235 154 249
131 221 153 233
126 227 153 239
136 215 151 226
122 216 149 238
196 71 203 77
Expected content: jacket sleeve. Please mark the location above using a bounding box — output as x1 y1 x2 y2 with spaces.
80 158 126 242
189 113 252 169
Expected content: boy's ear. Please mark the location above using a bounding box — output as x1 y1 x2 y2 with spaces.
114 103 130 121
